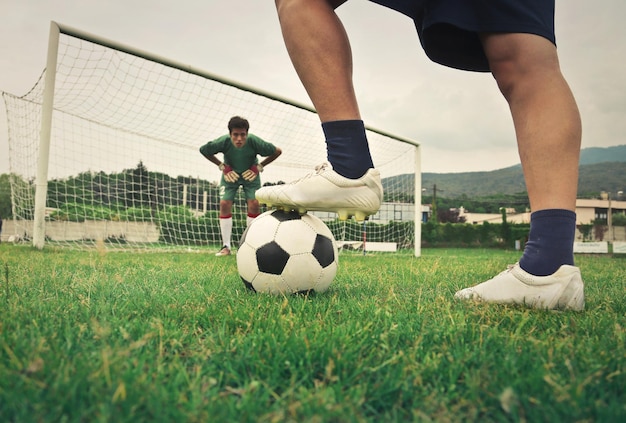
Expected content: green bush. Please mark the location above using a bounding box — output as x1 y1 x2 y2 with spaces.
49 202 120 222
119 206 154 222
613 213 626 226
38 200 532 249
420 221 529 248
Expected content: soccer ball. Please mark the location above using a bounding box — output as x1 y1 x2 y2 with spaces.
237 209 338 295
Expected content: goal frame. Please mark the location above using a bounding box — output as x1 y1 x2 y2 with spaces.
32 21 422 256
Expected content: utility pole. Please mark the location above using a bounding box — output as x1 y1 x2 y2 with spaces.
608 192 613 241
431 184 443 223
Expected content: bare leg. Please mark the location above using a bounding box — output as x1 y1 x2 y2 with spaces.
453 34 584 309
482 33 581 212
257 0 380 220
219 200 233 217
246 199 260 217
275 0 360 122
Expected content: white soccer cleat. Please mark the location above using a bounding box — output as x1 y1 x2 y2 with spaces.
454 263 585 311
255 163 383 222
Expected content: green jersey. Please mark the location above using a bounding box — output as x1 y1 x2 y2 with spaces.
199 134 277 175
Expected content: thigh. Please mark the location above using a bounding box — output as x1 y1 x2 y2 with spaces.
220 183 238 202
242 179 261 200
481 32 559 68
480 32 561 94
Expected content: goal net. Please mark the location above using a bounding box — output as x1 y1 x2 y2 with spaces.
2 21 421 255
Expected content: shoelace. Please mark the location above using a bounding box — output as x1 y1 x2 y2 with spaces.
314 163 329 173
501 264 516 275
489 264 515 279
286 162 330 185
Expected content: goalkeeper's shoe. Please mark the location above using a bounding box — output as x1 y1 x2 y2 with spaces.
255 163 383 222
215 246 231 257
454 263 585 311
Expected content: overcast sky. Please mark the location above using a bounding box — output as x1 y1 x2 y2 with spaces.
1 0 624 174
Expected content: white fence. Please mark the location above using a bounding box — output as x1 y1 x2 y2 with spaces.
2 220 626 254
1 220 159 243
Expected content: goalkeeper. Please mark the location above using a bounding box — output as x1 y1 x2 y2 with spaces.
200 116 282 256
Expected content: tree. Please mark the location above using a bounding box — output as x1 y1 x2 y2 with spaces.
0 174 12 219
500 207 512 246
437 208 466 224
123 161 156 211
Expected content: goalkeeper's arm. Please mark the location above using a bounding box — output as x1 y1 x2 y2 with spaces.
261 147 282 168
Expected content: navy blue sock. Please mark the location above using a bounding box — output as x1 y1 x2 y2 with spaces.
519 209 576 276
322 120 374 179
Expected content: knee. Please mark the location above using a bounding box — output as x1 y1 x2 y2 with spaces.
248 200 260 215
490 56 561 103
219 200 232 216
483 33 561 101
489 60 519 101
485 45 530 98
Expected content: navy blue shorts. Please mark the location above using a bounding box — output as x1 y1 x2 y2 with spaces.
368 0 556 72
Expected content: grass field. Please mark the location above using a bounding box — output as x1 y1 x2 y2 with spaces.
1 243 624 422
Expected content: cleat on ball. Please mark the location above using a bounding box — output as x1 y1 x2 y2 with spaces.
255 163 382 221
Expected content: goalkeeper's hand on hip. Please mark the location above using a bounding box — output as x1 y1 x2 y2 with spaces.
219 163 239 183
242 164 263 181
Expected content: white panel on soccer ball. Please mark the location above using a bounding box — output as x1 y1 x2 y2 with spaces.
236 243 260 282
244 212 280 249
274 220 318 255
281 254 324 292
315 260 338 293
252 273 292 295
303 214 334 238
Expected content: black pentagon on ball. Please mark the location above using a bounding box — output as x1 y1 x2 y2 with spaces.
270 209 303 222
312 234 335 268
257 241 290 275
241 278 256 292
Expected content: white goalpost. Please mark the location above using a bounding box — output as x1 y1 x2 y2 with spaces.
2 21 422 256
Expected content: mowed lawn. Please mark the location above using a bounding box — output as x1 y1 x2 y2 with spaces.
1 244 624 422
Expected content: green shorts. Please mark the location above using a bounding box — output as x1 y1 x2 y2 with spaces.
220 177 260 201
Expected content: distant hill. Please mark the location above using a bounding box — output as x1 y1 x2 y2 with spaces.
579 145 626 165
383 145 626 198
